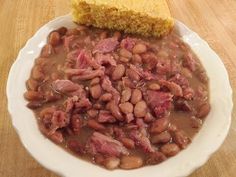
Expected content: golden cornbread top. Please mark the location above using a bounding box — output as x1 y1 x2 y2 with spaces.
72 0 174 37
72 0 172 19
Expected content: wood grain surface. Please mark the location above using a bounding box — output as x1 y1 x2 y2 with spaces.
0 0 235 176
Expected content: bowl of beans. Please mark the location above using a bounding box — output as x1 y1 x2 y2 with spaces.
7 14 233 177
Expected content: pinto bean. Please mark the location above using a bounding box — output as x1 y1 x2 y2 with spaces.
175 98 192 112
51 72 60 80
67 139 84 154
168 124 177 132
57 27 67 36
24 91 44 101
90 77 100 86
41 44 54 58
190 117 202 128
148 83 160 90
113 31 121 40
151 131 171 144
44 92 61 102
120 48 132 58
109 101 124 121
121 88 132 103
120 138 135 149
126 69 140 81
131 54 142 64
157 50 169 58
144 112 154 122
103 157 120 170
87 119 105 130
100 93 113 102
146 151 167 165
116 81 123 92
87 109 99 118
196 103 211 118
134 101 147 118
100 31 107 39
26 78 38 91
105 101 112 110
160 143 180 157
122 77 135 88
35 57 48 66
131 89 142 104
119 56 131 63
93 103 103 110
49 31 60 46
39 107 55 119
112 64 126 80
119 102 134 114
50 131 64 144
150 118 170 134
173 130 190 149
90 84 102 99
197 70 208 83
27 101 42 109
32 66 44 81
94 154 105 165
71 114 81 134
132 43 147 54
181 68 192 78
120 155 143 169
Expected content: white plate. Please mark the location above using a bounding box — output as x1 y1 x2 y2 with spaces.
7 14 233 177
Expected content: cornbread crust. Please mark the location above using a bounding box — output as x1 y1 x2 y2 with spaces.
71 0 174 37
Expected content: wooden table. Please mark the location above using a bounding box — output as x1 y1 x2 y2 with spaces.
0 0 235 176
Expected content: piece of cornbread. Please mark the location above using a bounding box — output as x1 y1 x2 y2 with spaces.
71 0 174 37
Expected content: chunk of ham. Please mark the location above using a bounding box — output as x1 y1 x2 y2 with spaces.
183 52 196 72
65 96 79 112
88 132 129 156
67 49 80 61
120 37 136 51
101 76 120 104
52 79 86 97
159 80 183 97
156 59 171 75
75 49 100 69
75 49 91 69
93 38 119 54
129 64 160 81
65 96 91 113
95 53 117 66
52 79 79 93
145 91 173 118
75 98 92 110
129 129 155 153
98 110 116 123
169 73 189 87
113 127 126 139
39 107 69 136
136 119 148 129
69 68 105 81
51 110 69 129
